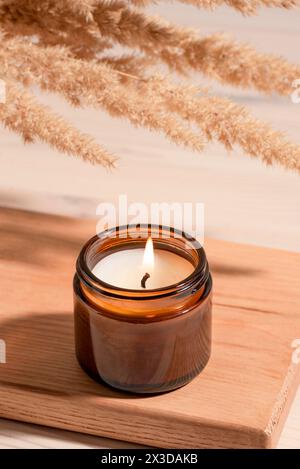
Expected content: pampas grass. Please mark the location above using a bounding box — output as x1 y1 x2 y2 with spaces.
0 36 206 152
0 0 299 171
131 0 300 16
141 76 300 172
0 81 115 167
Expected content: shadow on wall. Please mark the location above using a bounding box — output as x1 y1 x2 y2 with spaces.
0 206 88 268
0 189 99 219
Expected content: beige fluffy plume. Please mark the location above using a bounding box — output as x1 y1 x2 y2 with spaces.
0 81 116 167
131 0 300 16
0 0 299 173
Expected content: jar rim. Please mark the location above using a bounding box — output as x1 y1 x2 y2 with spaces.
76 224 209 300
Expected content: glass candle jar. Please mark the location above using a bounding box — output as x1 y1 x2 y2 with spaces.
74 225 212 394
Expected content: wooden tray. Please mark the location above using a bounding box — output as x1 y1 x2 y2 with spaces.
0 207 299 448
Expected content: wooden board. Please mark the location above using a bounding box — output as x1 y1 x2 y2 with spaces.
0 207 299 449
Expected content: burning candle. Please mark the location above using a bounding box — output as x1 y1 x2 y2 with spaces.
92 237 194 290
74 225 212 394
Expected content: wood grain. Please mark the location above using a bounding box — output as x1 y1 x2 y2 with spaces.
0 418 144 449
0 208 299 448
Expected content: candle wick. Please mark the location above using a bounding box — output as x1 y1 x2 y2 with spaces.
141 272 150 289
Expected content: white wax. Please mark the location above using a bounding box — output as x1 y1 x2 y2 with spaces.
92 249 194 290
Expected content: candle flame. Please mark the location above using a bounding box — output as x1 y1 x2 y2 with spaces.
142 237 154 272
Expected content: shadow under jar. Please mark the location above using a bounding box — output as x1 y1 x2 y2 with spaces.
74 225 212 394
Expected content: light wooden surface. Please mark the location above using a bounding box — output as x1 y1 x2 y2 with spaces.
0 3 299 450
0 207 300 448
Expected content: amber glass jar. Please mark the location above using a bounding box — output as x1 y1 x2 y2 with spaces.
74 225 212 394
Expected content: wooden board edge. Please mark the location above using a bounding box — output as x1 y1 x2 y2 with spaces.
264 362 300 448
0 385 273 449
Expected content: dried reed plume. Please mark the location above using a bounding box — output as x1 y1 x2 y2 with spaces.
0 36 206 152
90 1 300 95
0 81 115 167
131 0 300 16
139 76 300 172
2 1 299 94
0 0 299 173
